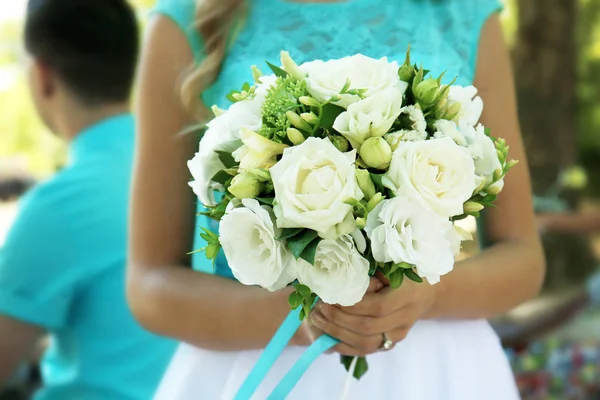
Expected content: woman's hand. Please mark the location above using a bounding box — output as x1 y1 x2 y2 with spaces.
308 276 436 356
296 278 386 350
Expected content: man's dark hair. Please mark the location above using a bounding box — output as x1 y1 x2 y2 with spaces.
25 0 139 106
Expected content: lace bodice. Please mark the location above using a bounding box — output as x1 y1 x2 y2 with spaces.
155 0 502 274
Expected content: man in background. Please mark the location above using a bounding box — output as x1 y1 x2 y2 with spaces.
0 1 175 399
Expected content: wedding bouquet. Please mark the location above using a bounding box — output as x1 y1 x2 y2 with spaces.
188 48 516 379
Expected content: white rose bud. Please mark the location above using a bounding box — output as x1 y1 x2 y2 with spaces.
287 128 306 145
463 201 484 213
280 51 306 80
360 137 392 170
300 112 319 125
228 169 270 199
355 168 376 200
299 96 321 108
286 111 312 132
251 65 263 83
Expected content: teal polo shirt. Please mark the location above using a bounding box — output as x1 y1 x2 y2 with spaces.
0 114 175 400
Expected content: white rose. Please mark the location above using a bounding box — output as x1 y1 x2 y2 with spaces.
447 85 483 126
220 199 295 291
460 121 502 185
365 197 458 284
188 76 276 206
300 54 407 108
233 128 289 171
296 234 369 306
333 87 405 150
383 137 477 218
270 137 363 239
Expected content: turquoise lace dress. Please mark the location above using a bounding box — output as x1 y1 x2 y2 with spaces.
153 1 520 399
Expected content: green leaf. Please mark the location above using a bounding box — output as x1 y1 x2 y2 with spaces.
256 197 274 206
404 268 423 283
205 244 220 260
287 230 320 260
340 356 369 380
369 173 386 194
277 228 304 240
288 291 303 309
300 237 322 265
266 61 289 78
200 227 219 242
484 127 492 137
354 356 369 379
293 283 312 299
298 308 306 320
389 269 404 289
216 151 237 169
320 103 345 130
211 170 233 185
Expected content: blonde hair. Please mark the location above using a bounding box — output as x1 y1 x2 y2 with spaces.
181 0 246 120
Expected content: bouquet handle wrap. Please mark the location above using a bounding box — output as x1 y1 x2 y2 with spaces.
235 307 339 400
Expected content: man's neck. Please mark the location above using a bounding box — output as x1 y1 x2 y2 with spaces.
57 102 130 142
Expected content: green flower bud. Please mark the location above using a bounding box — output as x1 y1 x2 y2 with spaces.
356 217 366 230
434 98 448 120
464 201 484 214
486 180 504 195
360 137 392 170
330 135 349 152
228 169 271 199
506 159 519 170
398 45 414 82
251 65 263 83
286 111 312 132
493 168 503 182
366 192 385 213
355 169 376 200
444 102 462 121
414 79 440 106
300 112 319 125
299 96 321 108
280 51 306 80
211 104 225 117
228 173 263 199
287 128 306 145
398 64 415 82
412 65 425 91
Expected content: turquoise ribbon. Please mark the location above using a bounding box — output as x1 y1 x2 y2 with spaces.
234 308 302 400
235 308 339 399
267 334 339 399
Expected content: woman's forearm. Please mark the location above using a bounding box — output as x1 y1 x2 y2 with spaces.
127 264 297 350
427 236 545 320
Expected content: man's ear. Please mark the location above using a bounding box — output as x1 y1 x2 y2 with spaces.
31 59 56 99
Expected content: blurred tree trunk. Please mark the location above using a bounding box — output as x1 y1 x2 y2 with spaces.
513 0 596 292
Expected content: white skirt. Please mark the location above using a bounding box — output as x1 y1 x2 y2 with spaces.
154 319 519 400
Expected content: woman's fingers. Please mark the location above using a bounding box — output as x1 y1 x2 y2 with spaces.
319 302 406 336
309 311 381 354
367 276 385 293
